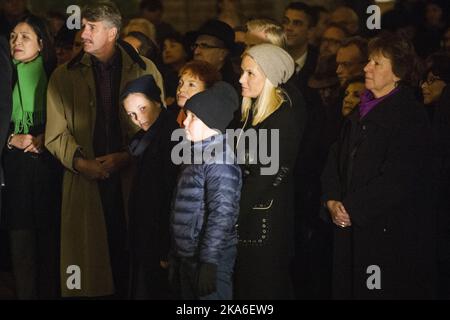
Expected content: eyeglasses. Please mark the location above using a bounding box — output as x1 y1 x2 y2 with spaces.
191 42 225 50
421 76 442 86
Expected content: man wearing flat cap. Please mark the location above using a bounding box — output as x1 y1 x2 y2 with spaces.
191 19 240 91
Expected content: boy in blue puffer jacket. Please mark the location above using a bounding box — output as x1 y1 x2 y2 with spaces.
170 81 242 300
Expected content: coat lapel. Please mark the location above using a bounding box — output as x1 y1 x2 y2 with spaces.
358 89 403 128
76 54 97 139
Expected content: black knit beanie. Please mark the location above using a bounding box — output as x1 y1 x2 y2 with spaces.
120 75 162 105
184 81 239 133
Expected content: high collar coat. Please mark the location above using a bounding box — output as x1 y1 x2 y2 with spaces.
45 42 165 297
321 86 437 299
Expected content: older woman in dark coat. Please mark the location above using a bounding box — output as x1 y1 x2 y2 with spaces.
321 33 436 299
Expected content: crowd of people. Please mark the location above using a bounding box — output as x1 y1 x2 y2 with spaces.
0 0 450 300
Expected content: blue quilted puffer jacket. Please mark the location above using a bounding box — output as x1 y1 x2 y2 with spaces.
171 134 242 265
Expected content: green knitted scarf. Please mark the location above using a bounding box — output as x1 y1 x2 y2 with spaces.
12 55 47 134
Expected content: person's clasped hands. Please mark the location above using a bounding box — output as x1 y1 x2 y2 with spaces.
327 200 352 228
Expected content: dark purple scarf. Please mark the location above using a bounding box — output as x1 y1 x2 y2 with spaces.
359 87 400 118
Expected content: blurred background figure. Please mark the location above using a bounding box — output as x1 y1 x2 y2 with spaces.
336 37 368 87
162 32 190 75
414 0 449 58
46 10 66 39
422 52 450 300
381 2 417 42
282 1 319 93
421 52 450 120
309 5 329 47
341 76 365 117
284 1 330 300
216 0 246 29
308 53 341 116
441 25 450 54
319 23 348 57
328 6 359 36
71 29 83 58
234 25 246 46
191 19 239 91
245 18 286 49
122 31 161 65
54 27 77 66
161 32 190 106
0 35 13 299
139 0 176 47
0 0 29 37
123 18 156 44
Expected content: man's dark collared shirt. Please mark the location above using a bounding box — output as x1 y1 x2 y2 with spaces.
91 48 123 157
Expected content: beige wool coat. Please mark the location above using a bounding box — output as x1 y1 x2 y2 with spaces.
45 42 165 297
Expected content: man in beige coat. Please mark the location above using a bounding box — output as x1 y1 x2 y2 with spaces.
45 2 165 298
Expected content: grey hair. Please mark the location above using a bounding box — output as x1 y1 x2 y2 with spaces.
82 1 122 37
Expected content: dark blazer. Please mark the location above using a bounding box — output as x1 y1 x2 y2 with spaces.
321 86 436 299
295 45 319 93
0 37 12 192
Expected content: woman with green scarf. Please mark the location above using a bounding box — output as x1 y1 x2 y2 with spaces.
0 15 60 299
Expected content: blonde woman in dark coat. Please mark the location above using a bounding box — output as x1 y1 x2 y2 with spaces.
234 44 306 300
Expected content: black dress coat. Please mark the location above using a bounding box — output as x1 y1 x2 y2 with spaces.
292 83 334 299
128 109 179 298
235 84 306 300
321 86 436 299
431 86 450 299
295 45 319 94
0 37 12 204
0 36 12 270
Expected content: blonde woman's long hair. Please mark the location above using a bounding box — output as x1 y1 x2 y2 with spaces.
241 77 288 127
